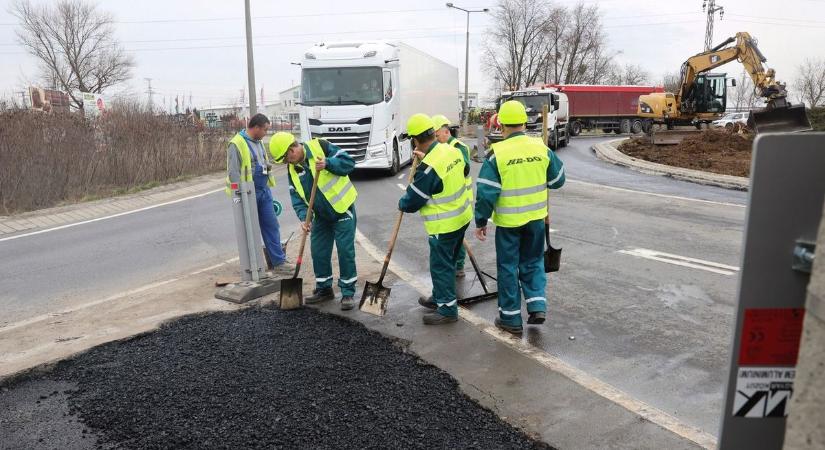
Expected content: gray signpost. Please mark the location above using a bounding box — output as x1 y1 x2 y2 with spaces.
718 133 825 448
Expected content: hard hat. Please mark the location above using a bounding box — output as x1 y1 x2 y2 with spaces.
498 100 528 125
431 114 451 130
269 132 296 163
406 113 434 137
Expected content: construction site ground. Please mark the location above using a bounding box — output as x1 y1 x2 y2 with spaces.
618 129 753 178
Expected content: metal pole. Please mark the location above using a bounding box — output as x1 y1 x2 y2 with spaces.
244 0 257 116
463 11 470 129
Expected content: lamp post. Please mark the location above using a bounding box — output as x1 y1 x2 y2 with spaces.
244 0 257 116
447 3 489 129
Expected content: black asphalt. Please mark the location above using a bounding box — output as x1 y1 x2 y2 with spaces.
0 307 551 449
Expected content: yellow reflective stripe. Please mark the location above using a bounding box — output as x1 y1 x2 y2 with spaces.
328 181 355 205
495 201 546 215
422 199 471 222
428 185 467 205
499 183 546 198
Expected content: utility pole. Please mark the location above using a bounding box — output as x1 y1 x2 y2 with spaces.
244 0 257 116
703 0 724 51
446 3 489 129
144 78 154 112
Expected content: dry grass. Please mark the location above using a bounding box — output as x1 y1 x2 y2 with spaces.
0 107 227 214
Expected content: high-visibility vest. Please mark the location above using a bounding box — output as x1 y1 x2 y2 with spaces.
490 134 549 228
448 137 474 198
289 139 358 214
419 143 473 235
225 133 274 196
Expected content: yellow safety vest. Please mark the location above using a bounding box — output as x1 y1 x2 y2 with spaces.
419 143 473 235
289 139 358 214
225 133 274 196
490 134 549 228
448 137 474 199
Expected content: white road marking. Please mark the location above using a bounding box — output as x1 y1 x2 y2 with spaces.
0 188 224 243
354 229 716 449
0 257 239 334
567 179 746 208
396 183 406 191
618 248 739 276
397 173 405 180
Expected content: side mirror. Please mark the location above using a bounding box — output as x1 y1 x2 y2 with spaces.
551 93 560 111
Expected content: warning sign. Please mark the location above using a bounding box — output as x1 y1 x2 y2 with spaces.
733 367 795 417
738 308 804 366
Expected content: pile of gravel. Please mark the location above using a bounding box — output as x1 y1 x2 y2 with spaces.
2 307 551 449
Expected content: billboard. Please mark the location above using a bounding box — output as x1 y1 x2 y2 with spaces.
28 86 72 113
81 92 106 118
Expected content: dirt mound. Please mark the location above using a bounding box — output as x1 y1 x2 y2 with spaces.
619 129 753 177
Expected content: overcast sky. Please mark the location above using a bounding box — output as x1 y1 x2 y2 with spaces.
1 0 824 109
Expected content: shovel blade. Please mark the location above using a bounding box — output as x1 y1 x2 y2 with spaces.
544 246 562 273
359 281 390 316
278 277 303 310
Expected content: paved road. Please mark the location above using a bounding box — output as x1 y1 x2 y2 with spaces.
0 135 745 436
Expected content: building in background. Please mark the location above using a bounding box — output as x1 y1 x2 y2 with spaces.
278 85 301 125
458 91 479 110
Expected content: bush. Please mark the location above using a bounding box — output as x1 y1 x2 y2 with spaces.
808 107 825 131
0 108 228 214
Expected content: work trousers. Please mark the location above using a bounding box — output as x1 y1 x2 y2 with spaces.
428 223 470 318
253 166 285 267
495 219 547 326
311 208 358 297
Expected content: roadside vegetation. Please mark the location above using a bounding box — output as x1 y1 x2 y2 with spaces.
0 106 226 214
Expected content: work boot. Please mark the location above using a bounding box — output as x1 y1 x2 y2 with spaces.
418 296 437 310
422 312 458 325
527 311 546 325
494 318 523 335
270 261 296 277
340 296 355 311
305 288 334 304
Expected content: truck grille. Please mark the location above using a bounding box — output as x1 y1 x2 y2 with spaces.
310 131 371 162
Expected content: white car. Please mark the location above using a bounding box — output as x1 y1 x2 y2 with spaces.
712 112 750 129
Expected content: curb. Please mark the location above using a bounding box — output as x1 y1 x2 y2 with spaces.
592 138 750 191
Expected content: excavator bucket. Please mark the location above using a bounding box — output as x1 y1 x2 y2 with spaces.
748 105 811 134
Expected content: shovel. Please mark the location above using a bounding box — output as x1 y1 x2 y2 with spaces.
278 171 319 310
457 240 498 305
544 221 561 273
360 157 420 316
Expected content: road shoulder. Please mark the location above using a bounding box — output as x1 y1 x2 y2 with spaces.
592 138 749 191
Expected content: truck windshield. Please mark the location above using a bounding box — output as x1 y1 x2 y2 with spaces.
511 95 551 113
302 67 383 106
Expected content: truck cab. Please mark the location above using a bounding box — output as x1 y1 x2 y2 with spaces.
300 42 409 174
489 87 569 150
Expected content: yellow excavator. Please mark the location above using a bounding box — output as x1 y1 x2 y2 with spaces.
638 32 811 135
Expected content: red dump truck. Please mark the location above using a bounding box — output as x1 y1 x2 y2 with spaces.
545 84 664 136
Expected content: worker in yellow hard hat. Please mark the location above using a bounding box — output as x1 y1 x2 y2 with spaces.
269 132 359 311
473 100 565 335
398 114 472 325
431 114 472 281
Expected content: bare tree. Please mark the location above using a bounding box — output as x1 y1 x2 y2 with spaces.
727 70 761 110
661 71 681 93
608 63 652 85
795 58 825 107
12 0 134 110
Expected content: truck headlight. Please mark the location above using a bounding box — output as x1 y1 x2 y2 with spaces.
369 144 387 157
640 102 653 114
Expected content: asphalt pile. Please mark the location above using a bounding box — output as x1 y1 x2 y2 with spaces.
620 129 753 177
0 307 551 449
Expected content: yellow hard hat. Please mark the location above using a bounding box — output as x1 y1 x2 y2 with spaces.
269 132 296 163
431 114 451 130
406 113 434 137
498 100 528 125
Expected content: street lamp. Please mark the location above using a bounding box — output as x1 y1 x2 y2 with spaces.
447 3 489 129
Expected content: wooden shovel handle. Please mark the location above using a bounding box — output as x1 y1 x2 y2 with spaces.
377 157 420 284
292 167 319 278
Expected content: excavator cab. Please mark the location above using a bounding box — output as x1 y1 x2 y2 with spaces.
681 73 727 115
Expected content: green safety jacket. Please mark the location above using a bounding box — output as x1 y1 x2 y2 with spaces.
289 139 358 214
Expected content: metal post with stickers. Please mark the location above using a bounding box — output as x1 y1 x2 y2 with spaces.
718 133 825 448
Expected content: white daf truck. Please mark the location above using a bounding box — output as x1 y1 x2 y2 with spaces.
298 41 459 174
491 86 569 150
